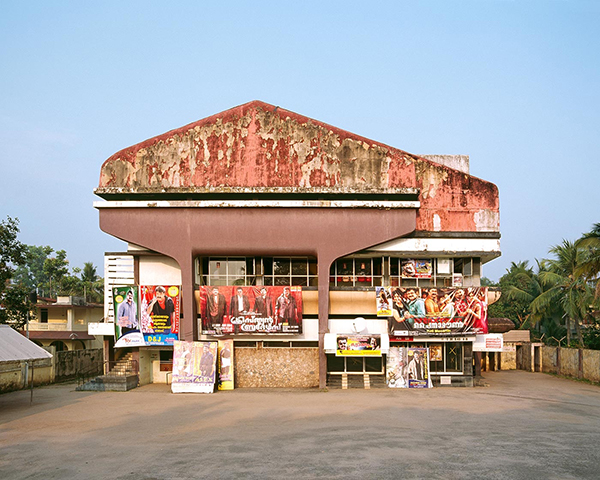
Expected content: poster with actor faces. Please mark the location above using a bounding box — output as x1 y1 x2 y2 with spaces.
386 347 431 389
140 285 180 346
386 286 488 337
171 340 218 393
198 285 303 335
113 286 145 348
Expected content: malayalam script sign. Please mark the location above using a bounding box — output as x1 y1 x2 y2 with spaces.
199 286 302 335
473 334 504 352
384 286 488 337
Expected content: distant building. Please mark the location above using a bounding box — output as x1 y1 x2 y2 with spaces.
94 101 500 388
26 296 103 351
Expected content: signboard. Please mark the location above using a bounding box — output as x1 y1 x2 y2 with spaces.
140 285 180 346
113 286 145 348
473 334 504 352
386 347 431 388
386 287 488 337
376 287 392 317
171 340 218 393
401 259 432 278
218 339 234 390
199 286 302 335
336 335 381 356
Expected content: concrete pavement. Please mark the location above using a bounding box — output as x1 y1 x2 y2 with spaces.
1 370 600 479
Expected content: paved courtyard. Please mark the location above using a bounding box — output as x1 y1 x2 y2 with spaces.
1 370 600 479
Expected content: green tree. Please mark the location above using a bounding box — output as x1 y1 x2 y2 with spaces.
13 244 54 294
531 240 593 346
80 262 103 303
0 217 33 329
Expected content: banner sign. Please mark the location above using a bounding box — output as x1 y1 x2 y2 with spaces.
336 335 381 356
473 334 504 352
199 286 302 335
376 287 392 317
218 339 234 390
386 347 432 388
386 287 488 337
401 259 432 278
113 286 145 348
171 340 218 393
140 285 180 346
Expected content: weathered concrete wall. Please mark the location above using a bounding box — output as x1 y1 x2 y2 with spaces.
0 359 54 393
561 348 579 378
55 348 103 381
97 101 499 234
542 346 558 373
582 349 600 383
234 345 319 388
501 344 517 370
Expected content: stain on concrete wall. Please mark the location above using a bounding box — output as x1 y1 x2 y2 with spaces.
582 349 600 383
55 349 103 381
97 101 499 234
234 345 319 388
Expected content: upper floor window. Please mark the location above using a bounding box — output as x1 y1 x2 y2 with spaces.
195 257 317 287
329 257 383 287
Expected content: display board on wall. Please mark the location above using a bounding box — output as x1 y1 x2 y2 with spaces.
386 287 488 337
335 335 381 356
401 259 432 278
386 347 431 388
218 339 234 390
199 286 302 335
113 285 180 348
171 340 218 393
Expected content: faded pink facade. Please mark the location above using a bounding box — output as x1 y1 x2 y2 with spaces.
97 101 499 234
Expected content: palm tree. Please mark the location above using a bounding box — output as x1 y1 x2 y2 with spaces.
531 240 594 346
576 223 600 300
80 262 103 303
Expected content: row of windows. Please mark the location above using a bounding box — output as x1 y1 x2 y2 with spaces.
326 342 464 374
195 256 479 287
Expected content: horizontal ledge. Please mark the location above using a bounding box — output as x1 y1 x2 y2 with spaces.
94 200 420 209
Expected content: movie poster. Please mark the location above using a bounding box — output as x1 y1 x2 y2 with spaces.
335 335 381 356
401 259 432 278
376 287 392 317
386 347 431 389
140 285 180 346
386 286 488 337
113 286 145 348
218 339 234 390
199 285 303 335
171 340 218 393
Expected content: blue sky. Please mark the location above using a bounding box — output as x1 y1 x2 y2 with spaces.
1 0 599 281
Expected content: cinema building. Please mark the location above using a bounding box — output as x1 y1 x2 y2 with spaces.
94 100 500 389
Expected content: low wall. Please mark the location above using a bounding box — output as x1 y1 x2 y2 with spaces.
0 358 54 393
55 348 103 381
541 346 600 383
234 346 319 388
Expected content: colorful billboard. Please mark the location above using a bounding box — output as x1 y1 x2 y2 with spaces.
171 340 218 393
335 335 381 356
386 346 431 388
387 286 488 337
376 287 392 317
218 339 234 390
199 285 302 335
401 259 432 278
140 285 180 346
113 286 145 348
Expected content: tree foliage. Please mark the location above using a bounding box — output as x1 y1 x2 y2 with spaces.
0 217 32 329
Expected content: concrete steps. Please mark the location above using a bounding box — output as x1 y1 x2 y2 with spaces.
76 353 139 392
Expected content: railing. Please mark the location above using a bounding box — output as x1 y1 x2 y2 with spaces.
103 360 139 376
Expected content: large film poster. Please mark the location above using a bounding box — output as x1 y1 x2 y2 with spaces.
218 339 234 390
113 286 145 348
199 286 303 335
386 347 431 389
386 287 488 337
171 340 218 393
140 285 180 346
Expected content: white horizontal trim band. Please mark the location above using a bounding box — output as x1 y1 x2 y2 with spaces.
94 200 420 209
